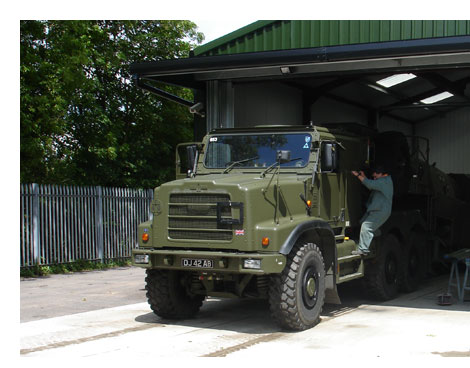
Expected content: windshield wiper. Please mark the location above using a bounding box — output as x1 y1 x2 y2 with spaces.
223 156 259 173
260 157 302 178
259 162 279 178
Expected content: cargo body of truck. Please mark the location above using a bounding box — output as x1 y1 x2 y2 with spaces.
132 124 470 330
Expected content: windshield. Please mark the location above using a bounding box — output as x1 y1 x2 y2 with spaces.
204 133 312 169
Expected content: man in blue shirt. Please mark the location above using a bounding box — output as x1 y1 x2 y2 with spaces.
351 166 393 256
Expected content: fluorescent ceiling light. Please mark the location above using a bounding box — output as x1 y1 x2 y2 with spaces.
376 73 417 88
420 91 454 104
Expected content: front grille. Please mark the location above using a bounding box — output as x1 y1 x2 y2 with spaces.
169 218 232 230
168 230 233 241
170 193 230 204
168 192 233 241
169 204 230 217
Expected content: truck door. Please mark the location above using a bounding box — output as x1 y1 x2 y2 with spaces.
319 142 344 227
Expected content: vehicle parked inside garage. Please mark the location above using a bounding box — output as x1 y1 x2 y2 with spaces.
132 123 470 330
130 21 470 330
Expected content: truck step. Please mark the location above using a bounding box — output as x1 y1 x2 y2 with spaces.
338 254 362 263
338 272 364 283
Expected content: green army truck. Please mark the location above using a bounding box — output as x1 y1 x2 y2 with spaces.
132 124 469 330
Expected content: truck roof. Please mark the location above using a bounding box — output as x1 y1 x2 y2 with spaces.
209 125 318 135
209 123 376 138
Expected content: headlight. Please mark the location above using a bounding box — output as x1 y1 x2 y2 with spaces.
243 259 261 269
134 254 149 264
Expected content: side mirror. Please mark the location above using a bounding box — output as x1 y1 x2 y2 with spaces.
186 145 198 177
176 143 202 179
321 142 338 172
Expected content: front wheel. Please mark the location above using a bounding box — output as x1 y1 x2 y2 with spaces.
269 242 325 331
145 269 205 319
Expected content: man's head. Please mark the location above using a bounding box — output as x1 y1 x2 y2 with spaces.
372 165 388 179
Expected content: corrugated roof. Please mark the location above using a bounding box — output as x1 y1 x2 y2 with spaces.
194 20 470 57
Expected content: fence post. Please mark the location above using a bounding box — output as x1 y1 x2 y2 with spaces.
31 183 40 265
95 186 104 263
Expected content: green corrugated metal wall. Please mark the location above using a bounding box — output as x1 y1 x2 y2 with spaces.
194 20 470 56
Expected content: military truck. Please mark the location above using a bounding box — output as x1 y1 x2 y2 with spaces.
132 123 469 331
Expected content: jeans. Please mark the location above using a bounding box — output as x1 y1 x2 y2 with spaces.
358 210 390 253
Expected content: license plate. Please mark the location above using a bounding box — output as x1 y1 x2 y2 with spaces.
181 258 214 269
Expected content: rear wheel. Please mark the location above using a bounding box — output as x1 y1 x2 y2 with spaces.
401 231 426 292
145 269 205 319
269 242 325 331
364 234 401 300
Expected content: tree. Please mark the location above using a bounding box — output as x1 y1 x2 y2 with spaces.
20 20 204 188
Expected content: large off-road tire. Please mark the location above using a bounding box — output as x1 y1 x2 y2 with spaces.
145 269 204 319
269 242 325 331
364 233 402 301
400 231 426 293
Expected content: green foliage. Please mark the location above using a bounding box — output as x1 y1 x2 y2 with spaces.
20 20 204 188
20 259 132 278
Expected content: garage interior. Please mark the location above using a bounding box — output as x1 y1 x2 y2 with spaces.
131 20 470 174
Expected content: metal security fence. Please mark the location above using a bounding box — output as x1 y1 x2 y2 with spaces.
20 184 153 268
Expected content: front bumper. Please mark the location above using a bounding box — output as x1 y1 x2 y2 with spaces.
132 248 286 274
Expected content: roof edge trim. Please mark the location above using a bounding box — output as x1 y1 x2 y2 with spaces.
130 36 470 80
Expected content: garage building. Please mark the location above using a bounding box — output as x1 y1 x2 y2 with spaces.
131 20 470 174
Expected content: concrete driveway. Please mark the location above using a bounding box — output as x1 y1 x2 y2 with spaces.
20 267 470 360
21 267 147 322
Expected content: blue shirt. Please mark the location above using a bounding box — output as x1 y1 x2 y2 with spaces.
362 175 393 215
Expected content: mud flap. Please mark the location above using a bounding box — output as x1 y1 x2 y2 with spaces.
325 287 342 304
325 274 341 304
